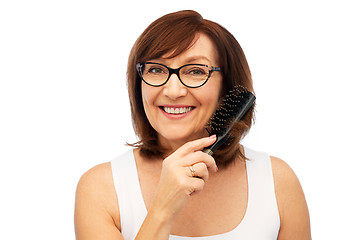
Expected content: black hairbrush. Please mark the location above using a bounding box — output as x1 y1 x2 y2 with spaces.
203 85 256 155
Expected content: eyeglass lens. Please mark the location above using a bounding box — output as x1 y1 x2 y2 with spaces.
140 63 211 87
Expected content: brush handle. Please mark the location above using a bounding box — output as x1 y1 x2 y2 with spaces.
203 134 229 155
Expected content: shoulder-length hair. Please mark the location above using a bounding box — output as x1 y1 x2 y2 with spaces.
127 10 255 168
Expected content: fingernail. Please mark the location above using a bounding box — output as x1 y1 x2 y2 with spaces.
210 134 216 139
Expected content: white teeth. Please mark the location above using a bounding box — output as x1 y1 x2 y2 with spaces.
163 107 193 114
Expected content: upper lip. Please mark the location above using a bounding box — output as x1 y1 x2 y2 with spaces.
160 104 196 108
159 105 196 114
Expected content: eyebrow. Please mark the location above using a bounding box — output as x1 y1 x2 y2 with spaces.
183 56 211 64
150 55 212 65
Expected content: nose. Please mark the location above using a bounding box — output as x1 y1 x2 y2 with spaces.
162 73 188 100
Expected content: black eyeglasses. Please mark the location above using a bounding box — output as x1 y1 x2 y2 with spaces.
136 62 222 88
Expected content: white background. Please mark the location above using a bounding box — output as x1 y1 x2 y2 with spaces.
1 0 359 239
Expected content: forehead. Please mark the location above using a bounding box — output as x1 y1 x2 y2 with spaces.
160 33 220 66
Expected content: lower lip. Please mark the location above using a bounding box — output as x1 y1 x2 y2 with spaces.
160 107 195 119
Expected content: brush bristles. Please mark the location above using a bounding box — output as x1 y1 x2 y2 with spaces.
206 85 255 137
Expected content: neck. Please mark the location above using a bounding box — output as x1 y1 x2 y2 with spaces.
158 131 209 157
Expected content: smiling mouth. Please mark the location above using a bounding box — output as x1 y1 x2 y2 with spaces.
161 106 195 115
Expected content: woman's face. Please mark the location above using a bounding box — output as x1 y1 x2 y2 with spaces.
141 33 223 149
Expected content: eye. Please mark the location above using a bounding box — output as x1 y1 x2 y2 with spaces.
143 63 168 75
186 67 207 75
148 67 165 74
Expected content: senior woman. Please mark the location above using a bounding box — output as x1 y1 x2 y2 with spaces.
75 10 311 240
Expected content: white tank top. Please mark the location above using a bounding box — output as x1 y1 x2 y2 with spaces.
111 146 280 240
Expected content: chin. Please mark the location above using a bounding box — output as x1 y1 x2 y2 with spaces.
159 129 207 145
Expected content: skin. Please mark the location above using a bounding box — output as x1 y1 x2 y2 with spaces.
74 33 311 239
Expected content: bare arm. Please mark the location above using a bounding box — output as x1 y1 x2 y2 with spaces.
271 156 311 240
74 163 124 240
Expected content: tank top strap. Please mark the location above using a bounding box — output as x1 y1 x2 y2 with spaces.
110 150 147 240
241 146 280 238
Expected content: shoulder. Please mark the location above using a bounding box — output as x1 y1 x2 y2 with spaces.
77 149 133 194
270 156 311 239
270 156 299 188
76 162 115 201
75 162 122 238
270 156 305 205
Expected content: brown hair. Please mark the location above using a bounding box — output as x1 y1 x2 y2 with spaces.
127 10 255 168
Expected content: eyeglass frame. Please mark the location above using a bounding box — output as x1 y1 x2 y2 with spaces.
136 62 222 88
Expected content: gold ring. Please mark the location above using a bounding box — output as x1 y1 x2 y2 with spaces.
189 165 197 177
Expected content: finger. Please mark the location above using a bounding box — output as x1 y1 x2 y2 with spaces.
185 151 218 173
179 135 217 154
189 162 209 181
188 177 205 195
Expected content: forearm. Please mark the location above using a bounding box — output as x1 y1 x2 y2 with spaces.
135 209 173 240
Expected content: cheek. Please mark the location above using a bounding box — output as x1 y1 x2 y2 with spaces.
141 87 149 109
195 88 222 122
204 79 223 108
141 85 151 114
204 94 221 115
141 84 158 123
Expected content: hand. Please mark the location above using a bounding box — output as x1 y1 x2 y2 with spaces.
149 135 218 224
